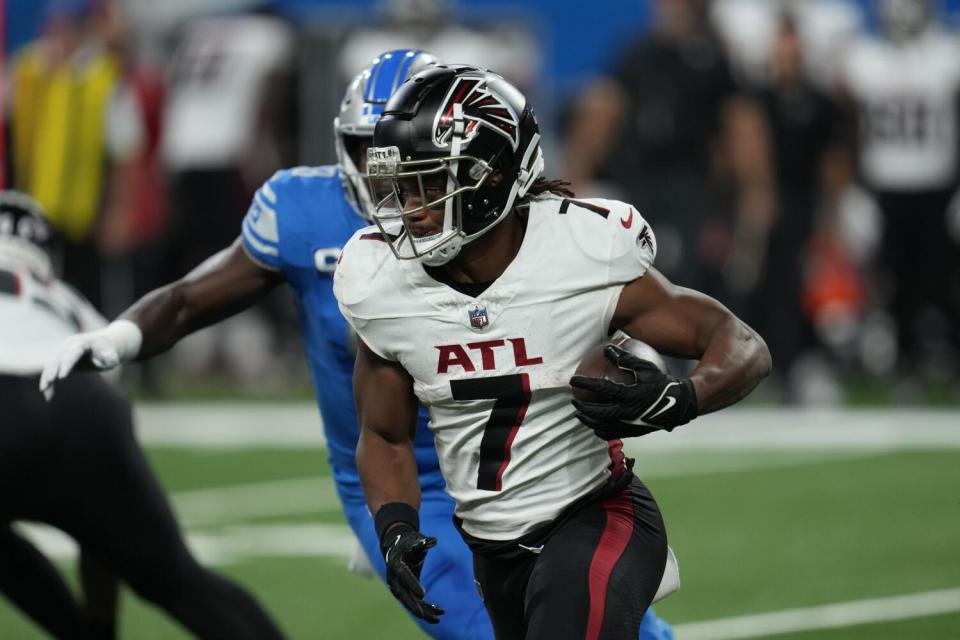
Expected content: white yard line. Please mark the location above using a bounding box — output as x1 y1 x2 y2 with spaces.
4 447 923 566
19 403 960 633
185 523 357 566
134 404 960 450
14 521 358 567
631 450 882 480
171 477 341 527
133 403 326 448
674 588 960 639
23 451 863 561
17 518 960 638
170 451 881 527
640 408 960 452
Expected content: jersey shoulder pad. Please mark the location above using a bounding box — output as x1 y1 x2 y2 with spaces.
241 166 342 270
333 226 397 307
537 195 656 285
603 198 656 284
333 227 405 360
241 170 287 270
287 165 340 180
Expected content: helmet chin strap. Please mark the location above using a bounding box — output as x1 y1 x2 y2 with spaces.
420 234 463 267
516 133 544 198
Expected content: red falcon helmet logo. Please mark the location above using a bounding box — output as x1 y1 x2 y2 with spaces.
637 224 654 251
433 76 520 150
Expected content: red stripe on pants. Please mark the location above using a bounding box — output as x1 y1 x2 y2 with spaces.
585 490 634 640
607 438 626 479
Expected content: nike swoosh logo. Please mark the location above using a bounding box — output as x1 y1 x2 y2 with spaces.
648 395 676 420
518 543 544 554
640 381 680 422
620 208 634 229
385 533 401 564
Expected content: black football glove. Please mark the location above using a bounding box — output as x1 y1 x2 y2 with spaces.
570 344 698 439
381 525 444 624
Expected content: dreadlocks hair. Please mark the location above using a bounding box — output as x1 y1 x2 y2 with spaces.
525 177 575 198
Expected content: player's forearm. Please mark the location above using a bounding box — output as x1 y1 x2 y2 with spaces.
117 281 197 359
120 279 258 359
119 242 279 360
356 429 422 516
689 315 771 415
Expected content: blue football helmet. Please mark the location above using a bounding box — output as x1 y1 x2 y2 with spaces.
334 49 440 219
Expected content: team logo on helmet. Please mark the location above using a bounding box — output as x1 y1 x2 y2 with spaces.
433 76 520 150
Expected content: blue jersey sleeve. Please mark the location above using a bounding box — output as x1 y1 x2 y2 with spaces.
241 173 283 270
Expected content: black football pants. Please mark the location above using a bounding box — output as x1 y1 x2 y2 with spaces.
876 189 960 371
472 477 667 640
0 373 284 639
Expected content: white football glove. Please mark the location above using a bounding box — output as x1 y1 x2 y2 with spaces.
39 320 143 400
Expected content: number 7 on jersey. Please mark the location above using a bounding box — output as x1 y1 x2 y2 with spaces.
450 373 531 491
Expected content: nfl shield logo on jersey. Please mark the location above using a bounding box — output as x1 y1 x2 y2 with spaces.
469 306 489 329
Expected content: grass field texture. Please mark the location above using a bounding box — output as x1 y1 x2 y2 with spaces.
1 406 958 639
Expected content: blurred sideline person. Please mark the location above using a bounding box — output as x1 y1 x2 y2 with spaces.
710 0 863 90
744 12 848 400
95 0 171 314
565 0 775 299
334 65 770 638
0 192 284 639
159 13 297 384
837 0 960 379
8 0 128 310
338 0 541 93
38 50 682 639
162 13 295 280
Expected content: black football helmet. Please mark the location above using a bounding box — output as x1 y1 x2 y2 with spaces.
0 190 58 279
366 65 544 265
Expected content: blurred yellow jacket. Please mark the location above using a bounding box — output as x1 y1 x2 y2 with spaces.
11 42 120 241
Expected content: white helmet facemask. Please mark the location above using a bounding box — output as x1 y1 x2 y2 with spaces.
366 143 495 266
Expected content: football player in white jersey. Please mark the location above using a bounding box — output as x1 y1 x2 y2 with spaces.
334 65 771 638
0 191 284 639
39 49 685 639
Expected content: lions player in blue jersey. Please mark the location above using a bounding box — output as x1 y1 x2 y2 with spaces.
40 50 673 640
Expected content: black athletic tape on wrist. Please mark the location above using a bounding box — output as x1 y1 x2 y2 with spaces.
375 502 420 547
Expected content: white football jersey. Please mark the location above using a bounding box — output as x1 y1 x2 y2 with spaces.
334 195 657 540
162 16 293 170
0 255 106 375
841 28 960 191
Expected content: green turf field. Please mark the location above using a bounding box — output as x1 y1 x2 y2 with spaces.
2 408 959 639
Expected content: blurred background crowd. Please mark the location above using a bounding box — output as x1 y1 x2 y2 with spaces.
5 0 960 405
